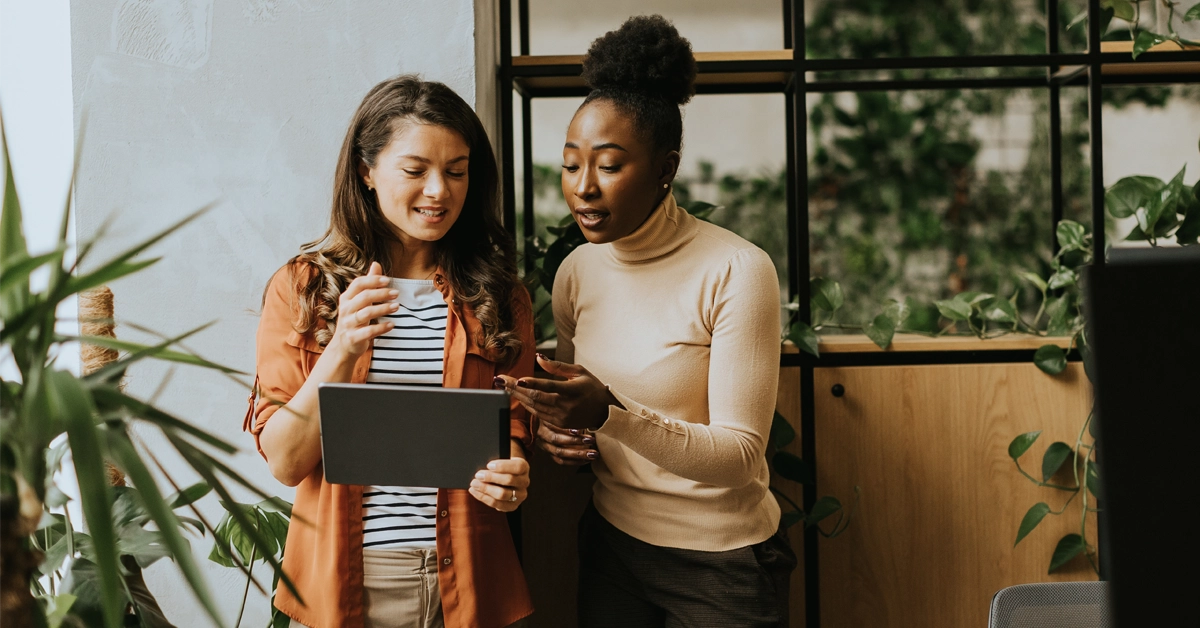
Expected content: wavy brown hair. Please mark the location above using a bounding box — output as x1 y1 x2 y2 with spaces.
286 75 523 365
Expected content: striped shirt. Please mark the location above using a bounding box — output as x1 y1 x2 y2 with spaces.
362 277 447 550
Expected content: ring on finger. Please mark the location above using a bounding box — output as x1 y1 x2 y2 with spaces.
510 488 517 502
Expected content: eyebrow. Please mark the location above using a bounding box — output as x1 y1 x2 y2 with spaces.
399 154 469 164
563 142 628 152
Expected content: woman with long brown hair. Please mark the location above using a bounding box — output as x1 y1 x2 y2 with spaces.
247 75 534 628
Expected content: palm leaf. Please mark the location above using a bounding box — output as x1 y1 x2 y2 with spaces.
67 331 245 376
90 387 237 454
50 370 123 628
106 428 224 626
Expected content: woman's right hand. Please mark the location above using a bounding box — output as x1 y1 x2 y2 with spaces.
328 261 399 360
536 421 599 466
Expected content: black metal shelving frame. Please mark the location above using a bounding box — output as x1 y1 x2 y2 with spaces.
496 1 1199 624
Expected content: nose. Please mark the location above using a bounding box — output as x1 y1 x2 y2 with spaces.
571 166 600 201
424 171 450 201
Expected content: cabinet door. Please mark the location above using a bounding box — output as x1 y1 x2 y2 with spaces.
812 363 1096 628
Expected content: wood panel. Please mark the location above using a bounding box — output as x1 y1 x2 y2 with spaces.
815 333 1073 353
811 363 1097 628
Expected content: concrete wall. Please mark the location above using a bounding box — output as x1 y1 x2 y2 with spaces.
68 1 493 625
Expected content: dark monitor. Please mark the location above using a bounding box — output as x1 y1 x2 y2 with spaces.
1087 246 1200 627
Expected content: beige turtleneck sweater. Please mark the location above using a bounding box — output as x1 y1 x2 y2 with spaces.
553 193 782 551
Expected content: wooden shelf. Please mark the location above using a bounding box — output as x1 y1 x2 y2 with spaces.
511 50 794 94
808 333 1073 353
1052 41 1200 80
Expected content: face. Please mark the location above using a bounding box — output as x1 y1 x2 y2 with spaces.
360 122 470 247
561 100 680 244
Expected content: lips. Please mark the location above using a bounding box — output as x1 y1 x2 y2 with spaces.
573 207 609 230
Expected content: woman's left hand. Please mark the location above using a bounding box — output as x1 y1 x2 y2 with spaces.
469 440 530 512
495 354 622 432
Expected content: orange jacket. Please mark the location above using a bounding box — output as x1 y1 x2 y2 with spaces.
246 261 535 628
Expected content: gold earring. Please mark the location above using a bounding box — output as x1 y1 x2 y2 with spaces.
663 183 669 189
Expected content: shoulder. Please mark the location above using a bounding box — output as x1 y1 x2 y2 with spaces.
692 221 775 276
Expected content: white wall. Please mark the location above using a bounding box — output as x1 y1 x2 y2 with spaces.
66 1 490 625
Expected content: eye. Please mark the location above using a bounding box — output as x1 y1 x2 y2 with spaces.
562 165 579 173
403 169 425 177
599 165 621 173
447 170 467 178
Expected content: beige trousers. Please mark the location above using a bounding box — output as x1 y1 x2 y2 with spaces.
289 548 443 628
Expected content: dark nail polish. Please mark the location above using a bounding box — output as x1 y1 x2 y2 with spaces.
586 451 598 460
536 353 548 361
569 429 581 436
583 437 596 445
492 376 504 388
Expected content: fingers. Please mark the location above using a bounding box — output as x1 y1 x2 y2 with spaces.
469 480 526 512
508 388 559 418
537 421 591 447
344 321 394 345
535 438 597 463
477 458 530 485
535 353 587 379
516 376 571 395
341 271 391 302
367 261 383 276
353 302 400 324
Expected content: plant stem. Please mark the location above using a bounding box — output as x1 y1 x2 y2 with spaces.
235 546 256 628
769 485 804 514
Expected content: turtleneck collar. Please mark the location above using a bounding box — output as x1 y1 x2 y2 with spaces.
606 193 699 264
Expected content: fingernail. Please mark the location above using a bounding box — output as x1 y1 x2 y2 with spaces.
470 480 481 489
385 321 394 328
586 451 598 460
389 303 399 310
487 461 498 470
583 437 596 445
475 471 486 479
569 429 581 436
536 353 548 361
492 376 504 388
517 379 529 387
388 290 399 297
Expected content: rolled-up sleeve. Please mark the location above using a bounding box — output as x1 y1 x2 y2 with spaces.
250 264 309 461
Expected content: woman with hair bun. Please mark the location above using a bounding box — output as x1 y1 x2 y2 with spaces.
496 15 796 628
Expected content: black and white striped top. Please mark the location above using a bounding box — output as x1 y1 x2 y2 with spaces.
362 277 447 550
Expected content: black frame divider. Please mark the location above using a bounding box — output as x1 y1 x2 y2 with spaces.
496 0 1193 622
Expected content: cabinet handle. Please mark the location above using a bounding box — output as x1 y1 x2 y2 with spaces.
831 384 845 397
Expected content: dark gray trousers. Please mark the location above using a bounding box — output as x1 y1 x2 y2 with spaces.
577 502 797 628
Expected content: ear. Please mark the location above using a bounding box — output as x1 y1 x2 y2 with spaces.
658 150 681 188
357 159 375 191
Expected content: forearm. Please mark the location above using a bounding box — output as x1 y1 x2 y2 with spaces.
259 341 358 486
598 391 769 488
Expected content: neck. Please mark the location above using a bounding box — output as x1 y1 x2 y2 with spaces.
385 234 439 279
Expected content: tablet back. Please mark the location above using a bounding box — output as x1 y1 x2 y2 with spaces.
317 383 509 489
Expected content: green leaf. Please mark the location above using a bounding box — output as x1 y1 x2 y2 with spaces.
1015 502 1051 546
1104 0 1135 21
769 411 796 449
935 298 972 321
107 429 224 625
1041 441 1074 481
980 297 1017 324
679 200 719 221
90 387 238 454
1049 534 1086 573
1086 460 1102 499
864 312 896 349
780 509 805 529
882 299 910 326
44 593 77 628
1186 3 1200 20
0 117 28 270
50 371 123 628
1045 296 1075 335
1009 431 1042 460
1017 271 1047 293
772 451 815 485
70 333 246 376
1132 30 1168 59
1056 220 1088 251
1047 269 1077 290
1105 176 1162 219
0 248 64 295
787 321 820 358
1034 344 1068 375
166 481 212 509
1066 9 1087 31
810 277 844 313
805 496 842 526
1176 200 1200 245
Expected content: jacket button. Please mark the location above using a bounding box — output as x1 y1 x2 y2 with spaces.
440 510 448 517
443 557 452 565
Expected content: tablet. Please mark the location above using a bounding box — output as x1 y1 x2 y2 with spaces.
317 383 510 489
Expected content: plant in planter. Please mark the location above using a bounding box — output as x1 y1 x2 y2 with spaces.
207 498 291 628
1068 0 1200 57
0 121 289 627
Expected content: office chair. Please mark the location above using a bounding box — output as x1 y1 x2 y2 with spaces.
988 581 1110 628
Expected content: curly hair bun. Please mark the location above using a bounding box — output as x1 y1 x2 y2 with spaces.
582 15 697 106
